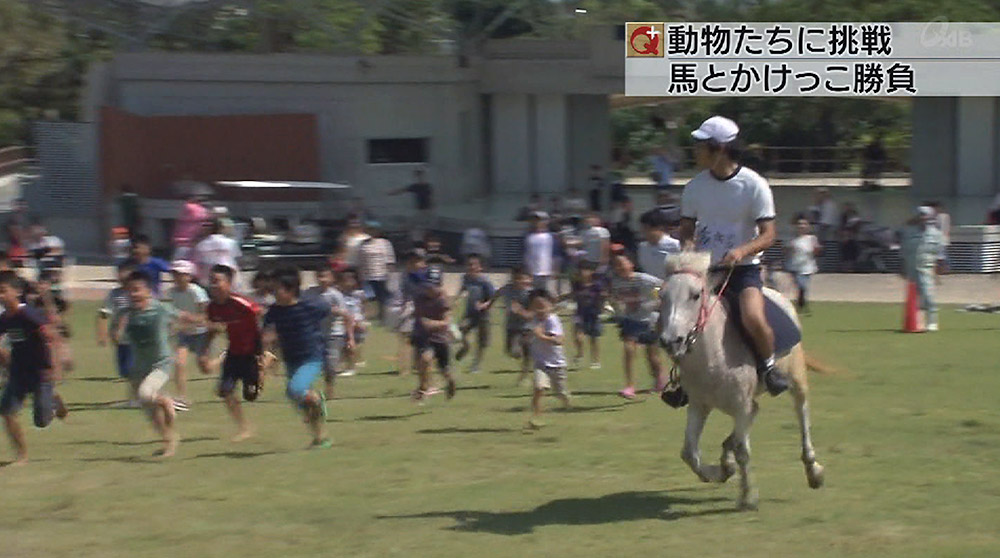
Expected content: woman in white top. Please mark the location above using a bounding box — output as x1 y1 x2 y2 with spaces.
784 216 822 312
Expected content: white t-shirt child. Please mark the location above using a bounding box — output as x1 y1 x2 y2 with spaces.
580 225 610 264
529 313 567 370
525 231 555 277
786 234 820 276
168 283 209 335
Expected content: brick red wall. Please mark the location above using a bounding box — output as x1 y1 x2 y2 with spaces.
100 107 321 199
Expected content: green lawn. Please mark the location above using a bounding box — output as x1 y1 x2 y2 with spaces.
1 301 999 558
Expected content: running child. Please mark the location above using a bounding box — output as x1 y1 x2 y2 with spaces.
784 216 821 313
568 261 604 369
411 267 457 403
261 266 333 448
609 253 666 400
302 265 354 398
167 260 210 409
487 266 534 385
130 234 171 297
526 288 571 430
0 270 59 466
116 271 180 457
250 269 275 310
97 261 136 405
455 254 494 374
204 265 263 442
339 268 367 375
389 249 427 376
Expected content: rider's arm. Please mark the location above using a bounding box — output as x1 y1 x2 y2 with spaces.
733 218 776 261
678 218 696 250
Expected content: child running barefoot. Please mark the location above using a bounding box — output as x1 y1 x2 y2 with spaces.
205 265 264 442
455 254 495 373
411 267 457 403
609 253 666 400
97 262 137 406
261 267 335 449
525 289 571 430
118 272 180 458
568 261 604 369
167 260 211 410
0 270 59 466
338 268 367 376
302 266 354 399
488 267 534 385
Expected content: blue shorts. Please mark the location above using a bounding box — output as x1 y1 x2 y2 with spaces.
178 332 210 356
285 359 323 405
116 344 133 378
575 313 602 338
619 318 657 345
0 376 54 428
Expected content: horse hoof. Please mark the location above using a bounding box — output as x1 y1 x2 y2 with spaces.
701 464 733 484
806 463 825 489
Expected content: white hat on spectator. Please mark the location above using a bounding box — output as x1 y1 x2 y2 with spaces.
171 259 197 276
691 116 739 144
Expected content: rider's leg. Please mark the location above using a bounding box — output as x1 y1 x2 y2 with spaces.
739 287 787 396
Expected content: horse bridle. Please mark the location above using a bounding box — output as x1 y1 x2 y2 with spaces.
666 266 735 353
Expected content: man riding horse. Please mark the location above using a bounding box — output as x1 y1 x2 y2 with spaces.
674 115 789 397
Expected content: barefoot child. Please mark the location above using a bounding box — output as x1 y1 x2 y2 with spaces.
411 267 457 402
568 261 604 369
338 268 367 376
302 266 354 398
609 253 665 400
205 265 263 442
0 270 58 466
261 267 335 448
167 260 210 409
455 254 495 373
526 289 570 430
488 266 533 385
117 271 180 457
97 261 137 405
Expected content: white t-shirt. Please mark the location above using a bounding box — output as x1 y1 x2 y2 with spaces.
681 166 776 266
194 234 241 283
344 233 371 267
580 226 610 264
529 314 567 369
524 232 555 277
638 234 682 280
786 234 820 275
168 283 209 335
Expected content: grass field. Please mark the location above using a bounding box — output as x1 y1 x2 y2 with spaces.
1 301 1000 558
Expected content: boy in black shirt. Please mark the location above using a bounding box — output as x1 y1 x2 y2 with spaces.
0 270 57 466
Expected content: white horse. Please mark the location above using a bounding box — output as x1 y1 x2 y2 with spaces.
658 253 824 510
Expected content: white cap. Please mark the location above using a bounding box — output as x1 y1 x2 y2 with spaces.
171 260 196 276
691 116 739 144
917 206 935 219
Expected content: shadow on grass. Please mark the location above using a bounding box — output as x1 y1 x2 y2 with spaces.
73 376 122 383
356 412 425 422
191 450 280 460
417 427 517 435
65 436 218 447
377 490 736 535
500 403 627 414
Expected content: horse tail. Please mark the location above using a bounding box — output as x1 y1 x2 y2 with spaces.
804 351 841 375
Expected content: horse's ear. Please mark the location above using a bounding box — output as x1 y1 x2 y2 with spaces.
665 251 711 276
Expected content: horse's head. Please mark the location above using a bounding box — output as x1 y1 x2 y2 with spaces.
659 252 712 358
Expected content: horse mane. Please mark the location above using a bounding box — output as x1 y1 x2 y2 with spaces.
665 251 712 276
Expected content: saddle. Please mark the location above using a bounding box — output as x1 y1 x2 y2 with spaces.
722 288 802 359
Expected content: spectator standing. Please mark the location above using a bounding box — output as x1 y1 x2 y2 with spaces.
524 213 556 291
587 164 605 213
460 227 491 267
810 188 839 243
649 146 675 192
839 202 861 272
784 217 822 313
173 194 210 260
901 206 944 331
358 221 395 323
193 220 242 287
929 201 951 277
340 216 371 269
565 187 588 219
388 167 435 241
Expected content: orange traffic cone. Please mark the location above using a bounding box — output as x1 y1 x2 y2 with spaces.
903 281 923 333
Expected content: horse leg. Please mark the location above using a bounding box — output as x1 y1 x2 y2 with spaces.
680 403 714 483
734 401 759 510
788 346 825 489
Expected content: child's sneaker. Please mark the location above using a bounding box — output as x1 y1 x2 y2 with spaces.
590 361 601 370
339 369 356 377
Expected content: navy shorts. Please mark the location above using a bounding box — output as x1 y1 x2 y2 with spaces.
0 376 54 428
717 265 764 308
116 344 133 379
619 318 657 345
413 337 450 371
461 312 491 347
218 354 261 401
575 312 603 338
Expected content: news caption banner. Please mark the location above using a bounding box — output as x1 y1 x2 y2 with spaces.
625 22 1000 96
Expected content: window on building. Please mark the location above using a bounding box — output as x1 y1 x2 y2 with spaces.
367 138 429 164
